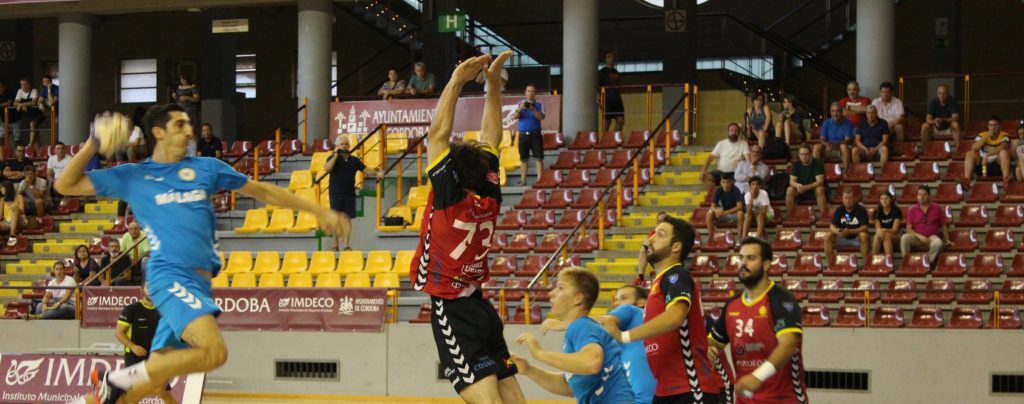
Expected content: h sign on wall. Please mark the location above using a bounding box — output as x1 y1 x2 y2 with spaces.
438 12 466 33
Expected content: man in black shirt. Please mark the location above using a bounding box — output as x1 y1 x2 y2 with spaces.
825 187 869 262
4 144 32 182
196 123 222 159
324 136 381 251
115 283 175 403
102 241 135 286
921 84 961 144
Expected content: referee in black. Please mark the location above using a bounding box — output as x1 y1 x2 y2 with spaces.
115 282 177 403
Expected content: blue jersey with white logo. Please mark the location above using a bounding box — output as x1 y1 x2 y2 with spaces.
87 157 248 279
609 304 656 404
563 316 636 404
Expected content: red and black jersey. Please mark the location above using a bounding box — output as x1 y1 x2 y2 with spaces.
710 281 808 404
643 263 725 399
410 147 502 300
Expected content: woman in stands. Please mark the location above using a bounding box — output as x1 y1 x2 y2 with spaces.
872 191 902 257
776 94 806 145
746 93 773 149
73 244 102 286
0 181 26 239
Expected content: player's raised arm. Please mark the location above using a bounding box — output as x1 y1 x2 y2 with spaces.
53 137 98 196
426 54 492 164
479 51 513 150
237 180 347 236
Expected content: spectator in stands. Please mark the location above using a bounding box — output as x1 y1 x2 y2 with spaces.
120 221 151 276
920 84 961 144
514 84 545 186
872 82 905 142
4 144 31 182
73 244 101 286
839 80 871 127
47 142 70 196
871 191 901 257
733 144 770 196
775 94 806 146
324 136 382 251
746 93 773 148
963 115 1011 187
741 175 773 239
0 80 20 138
377 68 407 100
29 261 76 320
786 144 827 218
405 61 436 96
196 123 223 159
172 74 200 130
814 102 853 172
18 165 49 217
102 240 135 286
599 51 625 132
36 74 58 147
13 78 42 147
824 187 869 262
900 186 951 265
0 181 26 237
126 113 148 161
852 105 891 164
701 123 748 187
706 172 744 236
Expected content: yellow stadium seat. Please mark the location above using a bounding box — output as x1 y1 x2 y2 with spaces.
309 251 338 273
499 146 521 171
295 188 318 204
501 129 513 148
409 207 426 232
379 207 412 232
373 273 400 288
310 152 332 175
288 170 313 191
316 273 342 288
337 251 364 274
345 273 371 288
386 133 409 154
235 209 269 233
263 209 295 233
259 273 284 288
219 252 226 269
364 251 393 274
393 250 414 277
405 185 431 208
225 251 253 274
231 273 256 288
498 166 507 186
288 273 313 288
319 192 331 209
280 251 309 274
212 273 230 288
463 131 480 143
252 251 280 274
289 211 319 233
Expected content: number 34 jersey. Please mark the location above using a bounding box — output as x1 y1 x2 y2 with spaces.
411 146 503 300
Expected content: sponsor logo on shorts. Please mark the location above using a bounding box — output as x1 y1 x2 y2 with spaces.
473 358 496 372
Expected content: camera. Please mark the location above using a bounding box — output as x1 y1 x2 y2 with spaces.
523 101 534 109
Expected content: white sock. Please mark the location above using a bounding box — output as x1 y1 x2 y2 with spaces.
107 362 150 389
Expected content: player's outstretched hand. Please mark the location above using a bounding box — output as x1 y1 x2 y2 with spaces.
516 332 541 356
509 352 531 373
540 318 566 335
452 55 492 85
485 51 513 83
317 209 349 236
735 374 763 398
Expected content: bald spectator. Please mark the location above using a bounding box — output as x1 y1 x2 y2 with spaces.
839 80 871 127
814 102 854 171
872 82 905 142
733 144 769 195
853 105 891 164
700 123 749 187
921 84 962 144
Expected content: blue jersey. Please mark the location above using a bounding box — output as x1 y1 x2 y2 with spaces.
608 304 655 404
87 157 248 279
563 317 636 404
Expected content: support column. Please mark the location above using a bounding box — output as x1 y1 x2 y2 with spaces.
856 0 894 98
297 0 332 140
562 0 599 136
662 0 697 138
58 13 92 144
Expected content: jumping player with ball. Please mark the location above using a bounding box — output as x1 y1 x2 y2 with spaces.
60 105 348 404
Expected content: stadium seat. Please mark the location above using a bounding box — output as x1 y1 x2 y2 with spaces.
524 210 556 230
279 139 301 157
235 209 269 233
364 251 393 274
211 274 229 288
801 305 831 327
824 254 858 276
569 131 598 149
571 189 603 209
896 184 922 204
956 205 988 227
908 162 940 182
405 185 431 209
288 273 313 288
562 169 592 188
809 279 843 303
890 142 918 161
782 279 807 301
509 304 543 325
490 255 516 277
992 204 1024 227
834 306 866 327
519 255 549 277
231 273 256 288
309 251 338 273
920 279 955 304
639 149 667 167
553 210 584 230
551 151 580 170
313 273 341 288
392 251 413 277
410 303 432 323
704 279 735 303
624 168 652 187
989 308 1022 329
766 255 789 276
606 150 635 169
378 207 411 232
949 307 984 329
791 254 823 276
595 131 623 149
803 230 829 252
516 189 546 209
570 232 598 253
252 251 281 274
262 209 295 233
224 141 252 158
782 206 816 227
590 168 620 188
259 273 284 288
843 163 874 182
932 254 967 277
690 208 710 228
932 183 963 204
499 147 522 171
771 229 802 251
964 254 1003 277
691 255 718 277
824 163 843 183
579 150 607 169
815 207 837 227
967 182 999 203
908 307 945 328
104 216 131 235
920 141 951 160
294 188 319 205
532 170 563 189
52 197 81 215
623 131 651 148
999 280 1024 305
225 251 253 274
980 229 1015 252
1003 182 1024 202
865 184 896 204
288 170 313 191
870 307 904 328
703 231 735 252
386 133 409 154
505 232 537 253
848 279 880 303
542 189 574 209
882 279 917 304
719 255 742 277
952 141 974 159
958 280 993 304
861 254 894 277
503 278 528 301
345 273 371 288
308 152 332 175
492 233 508 252
497 210 527 230
373 273 400 288
874 162 906 183
280 252 309 274
542 132 565 150
337 251 364 274
945 230 978 252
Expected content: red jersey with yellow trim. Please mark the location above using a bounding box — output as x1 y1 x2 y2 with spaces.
710 281 808 404
410 147 502 300
643 263 725 399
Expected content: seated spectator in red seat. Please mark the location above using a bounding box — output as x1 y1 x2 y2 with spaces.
701 123 749 187
746 93 773 148
514 84 545 186
18 165 49 217
963 116 1011 186
102 241 136 286
775 94 806 145
707 173 744 235
73 244 101 286
196 123 223 159
734 144 769 196
377 68 407 100
900 185 951 264
853 105 890 165
813 102 853 172
825 187 869 262
0 181 27 237
787 145 827 218
742 176 773 239
47 142 71 197
839 80 871 127
29 261 76 320
5 144 32 182
871 191 902 257
921 84 962 144
872 82 905 142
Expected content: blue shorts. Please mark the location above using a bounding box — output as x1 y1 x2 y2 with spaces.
147 268 220 351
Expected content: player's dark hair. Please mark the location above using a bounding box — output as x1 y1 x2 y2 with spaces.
919 185 931 195
749 175 763 187
662 215 695 262
202 122 213 130
740 236 773 262
989 115 1001 123
879 82 894 91
450 142 492 195
1 182 13 202
721 172 734 182
143 103 186 137
55 141 65 147
842 187 855 196
558 267 600 310
620 285 649 301
798 144 811 153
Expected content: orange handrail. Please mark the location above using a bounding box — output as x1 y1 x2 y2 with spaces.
302 97 309 152
274 128 281 172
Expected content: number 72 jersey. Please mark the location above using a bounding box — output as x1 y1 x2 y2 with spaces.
410 148 503 300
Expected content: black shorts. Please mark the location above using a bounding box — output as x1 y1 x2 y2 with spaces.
329 194 357 217
652 392 722 404
517 130 544 161
430 290 517 392
975 162 1003 177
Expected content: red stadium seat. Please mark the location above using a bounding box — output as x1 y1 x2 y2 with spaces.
1012 254 1024 277
542 190 574 209
536 233 569 253
782 279 807 301
704 306 722 324
882 279 917 304
516 190 545 209
834 306 866 327
966 182 999 203
766 255 789 276
808 279 843 303
533 170 563 188
876 162 907 182
920 141 951 160
551 151 580 170
824 163 843 183
554 210 586 229
590 168 620 188
896 253 931 277
1 236 28 255
824 254 858 276
572 232 600 253
771 230 802 251
719 255 742 277
847 280 880 303
896 183 921 204
225 140 253 158
504 233 536 253
949 307 984 329
992 205 1024 227
639 149 667 167
606 150 635 169
988 308 1022 329
571 189 603 209
624 168 651 187
542 132 565 150
1003 182 1024 203
870 307 904 328
968 254 1004 277
509 304 543 325
502 278 527 302
952 141 975 160
623 131 651 148
941 161 966 183
52 197 81 215
1000 280 1024 304
803 230 829 252
908 307 945 328
980 229 1015 252
703 231 735 252
523 211 556 230
562 169 592 188
815 206 836 227
519 255 545 277
492 233 508 252
865 184 896 204
920 280 955 304
497 210 527 230
490 255 516 277
704 279 736 302
932 254 967 277
861 254 894 277
843 163 874 182
691 256 719 277
908 161 940 182
932 183 963 204
945 230 978 252
890 142 918 161
279 139 301 156
22 216 53 236
828 184 863 205
801 305 831 327
783 206 816 227
579 150 607 169
569 131 598 150
594 131 623 149
690 208 710 228
658 129 683 147
958 280 993 304
256 140 276 156
955 205 989 227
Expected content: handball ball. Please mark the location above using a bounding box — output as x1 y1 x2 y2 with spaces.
92 112 131 158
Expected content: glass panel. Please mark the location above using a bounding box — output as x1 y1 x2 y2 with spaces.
121 59 157 74
120 88 157 103
120 73 157 89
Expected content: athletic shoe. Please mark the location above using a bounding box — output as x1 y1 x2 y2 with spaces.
90 369 125 404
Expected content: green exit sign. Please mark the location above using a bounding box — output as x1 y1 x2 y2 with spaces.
438 12 466 33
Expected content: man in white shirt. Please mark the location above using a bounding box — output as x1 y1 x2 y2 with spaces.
13 78 41 147
127 119 147 161
741 175 774 239
733 144 770 195
871 82 905 142
18 165 49 216
30 261 76 320
701 123 749 187
47 141 71 196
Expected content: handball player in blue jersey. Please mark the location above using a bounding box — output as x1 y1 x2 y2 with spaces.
60 105 346 404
